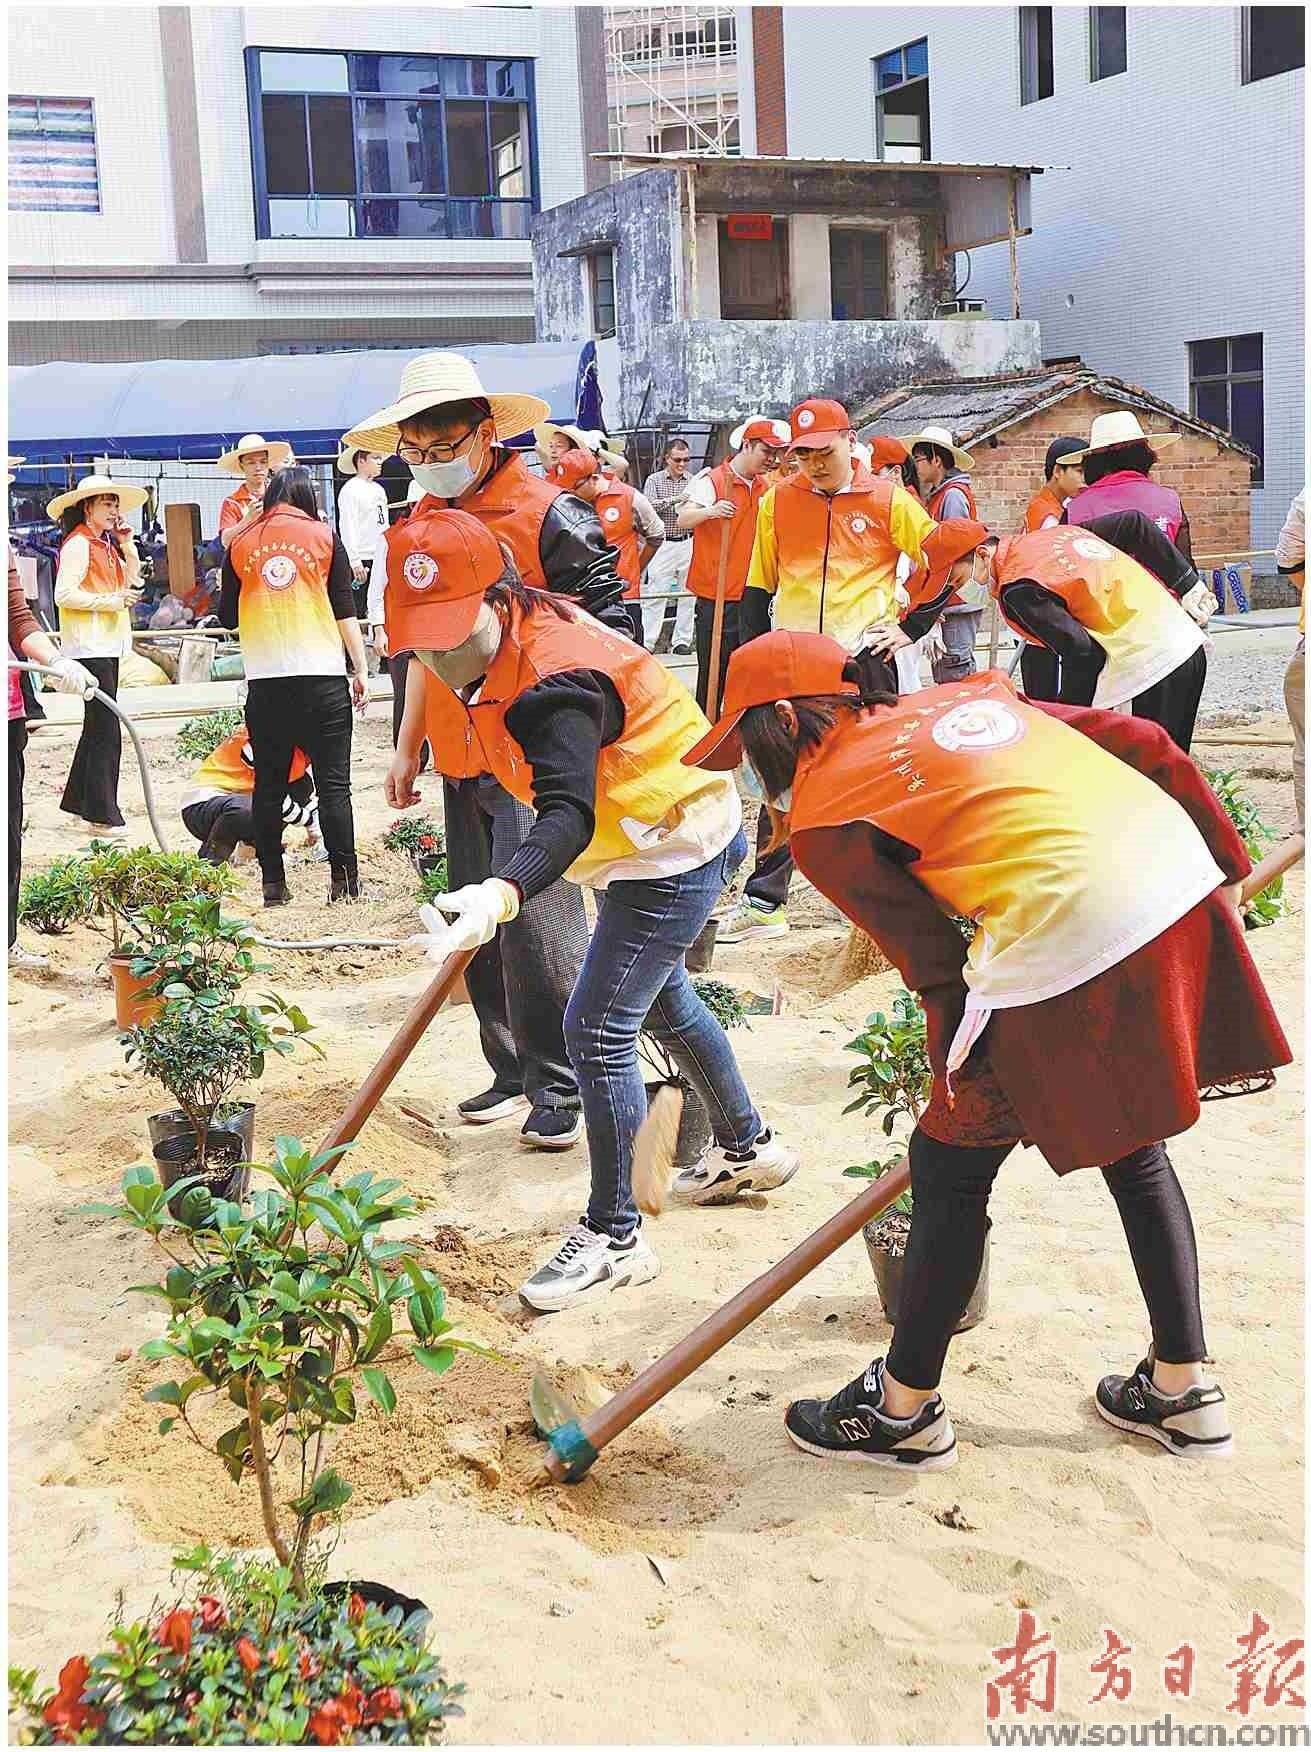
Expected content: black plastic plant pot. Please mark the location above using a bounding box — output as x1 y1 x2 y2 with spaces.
323 1579 430 1631
864 1219 991 1332
152 1110 255 1216
643 1079 713 1171
411 851 445 878
685 917 719 973
148 1101 255 1158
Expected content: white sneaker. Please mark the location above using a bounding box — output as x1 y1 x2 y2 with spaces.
8 942 49 971
518 1221 660 1313
673 1127 799 1206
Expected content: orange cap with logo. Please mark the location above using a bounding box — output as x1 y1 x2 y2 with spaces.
386 508 506 652
868 435 911 471
920 518 991 592
788 398 852 450
682 630 859 770
551 450 599 490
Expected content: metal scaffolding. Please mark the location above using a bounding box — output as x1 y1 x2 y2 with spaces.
604 4 740 172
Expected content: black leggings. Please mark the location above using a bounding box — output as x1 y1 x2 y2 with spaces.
245 675 354 884
9 718 27 946
1133 645 1207 754
886 1128 1206 1390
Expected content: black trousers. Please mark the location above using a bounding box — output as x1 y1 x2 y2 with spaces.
443 773 584 1110
9 718 27 946
1133 645 1207 754
886 1129 1207 1390
182 795 254 863
59 655 122 826
1019 645 1061 701
245 675 355 885
693 596 743 715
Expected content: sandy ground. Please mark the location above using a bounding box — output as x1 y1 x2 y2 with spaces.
7 693 1305 1744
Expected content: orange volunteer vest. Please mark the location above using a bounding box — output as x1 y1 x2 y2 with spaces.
57 522 132 653
594 480 641 599
992 525 1204 708
418 452 559 590
219 483 258 532
416 598 739 887
686 461 766 604
1024 486 1065 532
769 468 905 650
228 505 344 681
790 671 1223 1012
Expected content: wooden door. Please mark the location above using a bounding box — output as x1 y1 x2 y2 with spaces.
717 220 789 320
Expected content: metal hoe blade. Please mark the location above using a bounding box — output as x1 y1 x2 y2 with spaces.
528 1371 598 1482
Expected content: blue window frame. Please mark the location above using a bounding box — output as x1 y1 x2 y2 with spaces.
244 48 538 240
873 38 929 161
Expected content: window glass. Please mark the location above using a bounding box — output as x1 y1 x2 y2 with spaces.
8 95 100 213
1245 6 1304 81
488 59 529 99
1091 7 1127 79
443 58 489 96
308 95 356 196
490 103 527 196
260 52 348 93
1230 332 1264 374
1190 337 1229 378
357 99 444 195
268 197 354 237
904 38 928 78
262 94 309 194
358 199 452 239
1193 382 1228 428
352 54 443 95
876 49 905 88
446 104 491 196
1020 7 1055 103
1229 379 1264 461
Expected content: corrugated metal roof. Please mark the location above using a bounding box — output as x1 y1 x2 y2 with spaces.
855 366 1256 462
592 153 1048 175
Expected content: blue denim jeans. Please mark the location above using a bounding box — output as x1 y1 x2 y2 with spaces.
563 830 761 1239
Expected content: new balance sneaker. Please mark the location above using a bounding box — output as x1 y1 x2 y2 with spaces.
784 1357 958 1471
520 1106 583 1151
717 900 789 944
1095 1357 1233 1458
518 1221 660 1313
672 1128 799 1206
457 1088 531 1126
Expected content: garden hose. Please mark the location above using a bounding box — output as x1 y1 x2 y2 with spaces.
10 660 170 852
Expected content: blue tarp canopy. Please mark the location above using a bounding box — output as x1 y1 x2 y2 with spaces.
8 342 599 464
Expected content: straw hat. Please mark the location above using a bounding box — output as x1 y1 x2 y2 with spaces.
217 434 295 475
535 422 627 473
903 425 975 471
47 473 148 521
346 353 549 456
8 455 24 484
336 441 384 476
1066 410 1180 464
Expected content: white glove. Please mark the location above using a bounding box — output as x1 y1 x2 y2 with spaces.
922 624 947 662
1181 581 1219 627
49 656 99 698
418 879 520 960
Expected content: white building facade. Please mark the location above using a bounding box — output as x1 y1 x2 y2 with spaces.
743 5 1304 548
9 5 607 364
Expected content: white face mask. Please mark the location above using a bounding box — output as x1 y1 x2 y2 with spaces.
415 602 502 689
410 456 479 500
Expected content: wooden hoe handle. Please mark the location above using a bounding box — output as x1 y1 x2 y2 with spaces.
543 1157 910 1481
704 519 732 723
1241 833 1304 907
318 946 478 1158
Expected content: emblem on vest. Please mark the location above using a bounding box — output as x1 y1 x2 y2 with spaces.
260 554 298 591
1071 535 1114 562
604 506 621 523
932 699 1025 754
403 553 439 591
850 515 868 535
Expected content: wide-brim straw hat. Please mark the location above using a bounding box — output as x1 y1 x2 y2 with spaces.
1065 410 1181 464
346 353 549 455
903 425 975 471
336 441 385 476
8 454 24 483
47 473 149 520
535 421 627 473
217 434 295 475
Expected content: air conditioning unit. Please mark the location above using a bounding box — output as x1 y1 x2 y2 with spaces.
936 298 989 320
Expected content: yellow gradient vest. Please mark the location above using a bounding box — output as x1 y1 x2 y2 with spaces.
229 506 344 681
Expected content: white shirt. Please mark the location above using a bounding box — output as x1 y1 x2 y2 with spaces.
684 457 752 511
337 476 389 568
54 531 140 659
1275 490 1306 572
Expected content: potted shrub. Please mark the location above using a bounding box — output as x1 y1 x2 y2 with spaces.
80 1137 490 1603
123 989 319 1201
16 853 95 937
843 989 989 1329
9 1545 463 1744
638 979 750 1170
382 815 446 881
83 845 235 1028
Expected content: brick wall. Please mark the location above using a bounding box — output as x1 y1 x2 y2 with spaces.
970 388 1253 560
752 7 787 156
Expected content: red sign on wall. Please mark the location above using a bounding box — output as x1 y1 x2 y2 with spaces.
725 214 774 241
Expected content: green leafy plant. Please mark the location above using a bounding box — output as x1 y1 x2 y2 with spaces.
843 989 931 1137
381 816 442 858
1203 766 1286 928
415 863 450 904
123 991 319 1170
127 898 267 1000
16 854 95 935
80 1139 493 1601
841 1154 913 1216
175 707 244 765
8 1547 462 1743
83 844 235 953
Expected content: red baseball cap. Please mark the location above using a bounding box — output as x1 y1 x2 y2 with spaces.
788 398 852 450
920 518 991 592
869 435 910 470
551 449 599 490
739 416 791 449
386 507 506 653
683 631 858 771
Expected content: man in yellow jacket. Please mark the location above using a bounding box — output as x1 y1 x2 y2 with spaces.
720 397 935 942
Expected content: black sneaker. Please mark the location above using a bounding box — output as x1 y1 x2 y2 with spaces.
784 1357 958 1471
263 881 291 908
520 1106 583 1151
457 1088 530 1126
1095 1356 1233 1458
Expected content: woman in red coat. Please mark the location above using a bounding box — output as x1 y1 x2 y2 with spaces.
686 633 1291 1472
